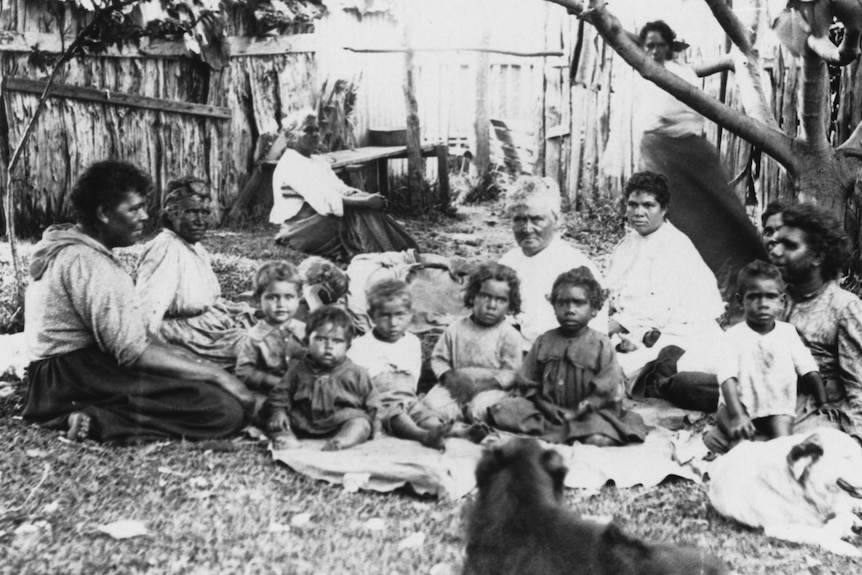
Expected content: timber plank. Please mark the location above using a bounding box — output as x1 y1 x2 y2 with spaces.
3 77 231 120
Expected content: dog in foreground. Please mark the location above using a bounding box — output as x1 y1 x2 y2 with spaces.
708 427 862 556
463 438 727 575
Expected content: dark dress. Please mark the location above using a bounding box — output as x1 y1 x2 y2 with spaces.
490 328 648 445
268 355 378 436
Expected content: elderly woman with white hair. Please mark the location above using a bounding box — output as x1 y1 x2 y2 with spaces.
270 107 418 261
498 175 607 351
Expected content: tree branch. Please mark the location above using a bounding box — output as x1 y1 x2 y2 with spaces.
703 0 754 54
545 0 796 170
797 51 830 150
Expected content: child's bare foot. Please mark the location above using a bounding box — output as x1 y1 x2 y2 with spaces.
322 438 343 451
420 422 453 450
323 419 371 451
447 421 491 443
66 412 91 441
272 432 301 450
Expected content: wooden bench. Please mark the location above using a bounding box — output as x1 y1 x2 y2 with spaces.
261 143 449 197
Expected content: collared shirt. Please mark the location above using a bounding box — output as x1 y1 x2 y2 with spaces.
235 319 306 390
606 221 724 340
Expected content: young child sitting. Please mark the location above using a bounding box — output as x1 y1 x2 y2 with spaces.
705 261 826 454
491 267 647 446
422 262 524 436
347 278 450 448
235 261 306 392
267 305 378 451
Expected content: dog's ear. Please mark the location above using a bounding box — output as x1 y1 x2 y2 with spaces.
475 445 506 489
541 448 568 495
787 434 825 482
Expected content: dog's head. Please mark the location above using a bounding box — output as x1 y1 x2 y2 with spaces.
786 428 862 516
475 438 568 507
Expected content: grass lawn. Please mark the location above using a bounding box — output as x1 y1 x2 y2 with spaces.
1 203 860 574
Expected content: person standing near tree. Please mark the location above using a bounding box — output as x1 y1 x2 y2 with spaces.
637 20 766 297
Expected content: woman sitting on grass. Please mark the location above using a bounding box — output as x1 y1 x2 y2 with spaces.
23 160 253 444
136 176 255 368
271 108 418 262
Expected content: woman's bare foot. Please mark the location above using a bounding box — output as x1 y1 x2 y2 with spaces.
66 412 91 441
447 421 491 443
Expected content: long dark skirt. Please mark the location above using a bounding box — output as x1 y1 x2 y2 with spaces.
23 347 245 444
488 397 648 446
640 133 767 297
276 203 419 262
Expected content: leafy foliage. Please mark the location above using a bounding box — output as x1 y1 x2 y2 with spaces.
316 78 359 153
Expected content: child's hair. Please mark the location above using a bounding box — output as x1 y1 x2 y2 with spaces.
736 260 786 296
305 304 355 343
366 278 412 315
464 262 522 315
298 256 350 304
253 260 302 299
550 267 606 309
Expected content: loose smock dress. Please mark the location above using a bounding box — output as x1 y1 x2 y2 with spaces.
491 328 648 445
136 229 254 367
23 224 245 444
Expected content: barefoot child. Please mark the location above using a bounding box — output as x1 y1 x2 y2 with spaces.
493 267 647 446
706 261 826 453
347 279 450 448
235 261 306 392
422 262 524 438
267 305 377 451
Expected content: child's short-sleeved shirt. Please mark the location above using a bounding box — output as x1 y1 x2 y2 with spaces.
235 319 306 390
717 320 819 419
347 331 423 421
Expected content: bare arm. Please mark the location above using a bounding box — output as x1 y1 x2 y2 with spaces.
131 342 254 409
719 377 755 440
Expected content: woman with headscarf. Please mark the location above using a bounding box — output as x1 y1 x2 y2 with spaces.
636 20 766 295
23 160 251 444
270 107 419 262
136 176 255 367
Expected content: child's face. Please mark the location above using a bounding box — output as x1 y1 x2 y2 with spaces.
739 277 784 332
370 297 413 343
260 281 301 325
552 284 596 334
473 279 511 327
307 322 349 367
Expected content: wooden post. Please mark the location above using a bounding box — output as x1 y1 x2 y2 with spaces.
474 14 491 181
402 10 425 211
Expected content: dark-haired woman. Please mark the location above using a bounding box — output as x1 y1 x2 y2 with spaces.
23 160 252 444
136 176 254 367
637 20 765 295
770 203 862 437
